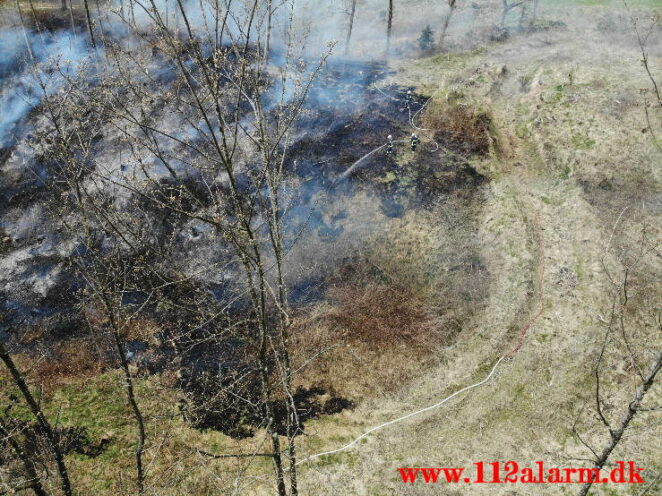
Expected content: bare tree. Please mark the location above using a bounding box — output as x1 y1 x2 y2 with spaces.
573 267 661 496
530 0 540 28
76 249 149 495
501 0 523 26
83 0 96 48
14 0 33 60
47 2 335 494
439 0 457 49
577 350 662 496
265 0 274 62
628 5 662 152
572 207 661 496
386 0 394 54
0 408 50 495
573 10 662 493
0 342 73 496
32 60 155 494
499 0 542 30
344 0 358 56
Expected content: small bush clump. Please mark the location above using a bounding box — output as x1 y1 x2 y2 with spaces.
418 25 435 52
423 97 494 155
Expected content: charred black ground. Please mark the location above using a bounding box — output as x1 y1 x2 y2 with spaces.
0 39 487 438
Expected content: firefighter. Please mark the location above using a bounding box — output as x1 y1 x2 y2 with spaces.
406 90 414 109
410 133 420 152
386 135 394 156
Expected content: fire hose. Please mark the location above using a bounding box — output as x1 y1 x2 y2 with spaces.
294 212 545 468
336 139 408 182
295 357 505 466
338 86 466 182
335 89 434 181
287 90 547 469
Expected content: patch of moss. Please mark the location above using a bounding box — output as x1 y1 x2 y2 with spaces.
571 133 596 150
559 165 572 179
378 171 397 183
516 121 533 139
312 450 359 469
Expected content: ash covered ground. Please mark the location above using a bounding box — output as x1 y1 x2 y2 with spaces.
0 18 486 437
0 31 484 339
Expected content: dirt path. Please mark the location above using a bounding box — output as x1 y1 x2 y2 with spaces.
294 19 662 493
294 190 547 468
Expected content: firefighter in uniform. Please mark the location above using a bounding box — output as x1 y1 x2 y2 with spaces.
386 135 394 156
410 133 420 152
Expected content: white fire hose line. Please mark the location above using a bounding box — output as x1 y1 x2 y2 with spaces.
408 96 441 152
292 88 515 469
337 139 409 182
295 356 506 467
411 98 434 133
373 84 406 103
336 143 388 181
365 85 470 158
372 83 433 131
340 87 440 170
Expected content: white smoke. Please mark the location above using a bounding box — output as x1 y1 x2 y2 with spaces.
0 28 91 147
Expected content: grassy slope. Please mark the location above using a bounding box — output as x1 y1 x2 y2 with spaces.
292 5 662 496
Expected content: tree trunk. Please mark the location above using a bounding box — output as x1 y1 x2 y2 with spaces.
439 0 457 49
106 307 146 495
577 350 662 496
501 0 524 26
518 2 527 30
530 0 540 27
344 0 357 56
0 420 49 496
269 190 298 495
83 0 96 47
264 0 273 63
27 0 41 32
386 0 394 55
68 0 77 34
15 0 33 60
254 267 288 496
0 343 73 496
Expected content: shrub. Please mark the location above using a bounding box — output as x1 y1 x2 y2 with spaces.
323 262 433 346
418 25 435 52
422 98 494 155
34 339 107 394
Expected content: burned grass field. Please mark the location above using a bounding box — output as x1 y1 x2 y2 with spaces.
1 1 660 495
0 7 492 481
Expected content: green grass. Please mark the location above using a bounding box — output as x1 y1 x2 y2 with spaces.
311 451 360 469
49 373 129 436
571 132 596 150
413 48 485 77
